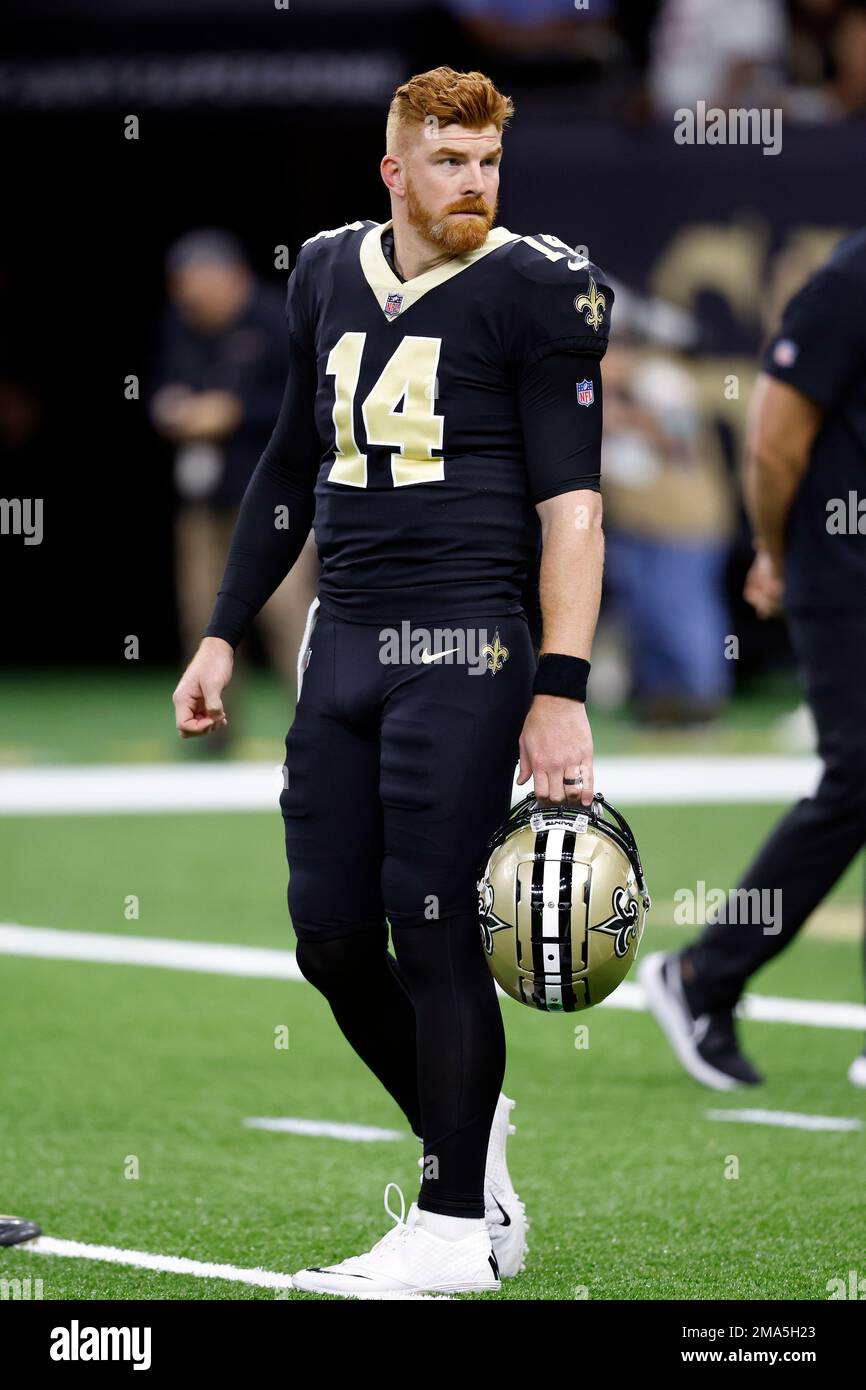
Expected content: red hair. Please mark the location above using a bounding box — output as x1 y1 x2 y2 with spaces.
386 66 514 152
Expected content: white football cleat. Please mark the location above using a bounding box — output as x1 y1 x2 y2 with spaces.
484 1092 529 1277
848 1050 866 1088
291 1183 501 1298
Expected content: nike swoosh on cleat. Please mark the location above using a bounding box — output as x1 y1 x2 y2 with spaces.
488 1196 511 1227
307 1268 371 1278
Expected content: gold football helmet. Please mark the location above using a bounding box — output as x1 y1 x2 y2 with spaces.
477 793 650 1012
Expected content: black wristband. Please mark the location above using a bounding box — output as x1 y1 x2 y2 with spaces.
532 653 590 702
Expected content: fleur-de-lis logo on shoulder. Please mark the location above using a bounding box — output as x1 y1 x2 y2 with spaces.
481 629 509 675
575 274 606 332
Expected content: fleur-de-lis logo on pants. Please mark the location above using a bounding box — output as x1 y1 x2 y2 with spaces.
482 629 509 675
574 274 606 332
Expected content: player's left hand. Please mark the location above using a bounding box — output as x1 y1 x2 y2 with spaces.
517 694 594 807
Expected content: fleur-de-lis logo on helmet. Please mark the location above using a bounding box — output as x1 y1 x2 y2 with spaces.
590 885 640 958
477 876 509 954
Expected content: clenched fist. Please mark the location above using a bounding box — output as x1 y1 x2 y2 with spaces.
172 636 234 738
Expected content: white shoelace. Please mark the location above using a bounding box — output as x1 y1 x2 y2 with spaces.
359 1183 412 1262
319 1184 413 1274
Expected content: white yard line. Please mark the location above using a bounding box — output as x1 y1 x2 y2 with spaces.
244 1117 406 1141
1 923 864 1031
0 924 303 980
10 1237 450 1298
606 981 866 1031
0 755 824 815
16 1236 295 1290
738 991 866 1031
0 762 284 815
705 1109 863 1132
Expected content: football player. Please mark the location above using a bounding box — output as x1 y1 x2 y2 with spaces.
173 66 613 1296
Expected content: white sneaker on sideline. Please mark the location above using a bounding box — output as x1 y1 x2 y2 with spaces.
848 1050 866 1088
484 1093 529 1277
291 1183 501 1297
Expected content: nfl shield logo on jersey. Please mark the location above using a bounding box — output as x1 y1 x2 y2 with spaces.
772 337 799 368
576 378 594 407
384 291 404 320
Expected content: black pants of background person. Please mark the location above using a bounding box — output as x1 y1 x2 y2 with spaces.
684 610 866 1013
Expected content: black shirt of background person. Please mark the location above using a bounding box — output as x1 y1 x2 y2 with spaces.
153 282 289 510
763 228 866 612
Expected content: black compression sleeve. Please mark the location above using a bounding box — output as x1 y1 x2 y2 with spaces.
517 351 604 505
204 336 320 648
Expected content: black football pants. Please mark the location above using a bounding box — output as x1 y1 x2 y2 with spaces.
281 611 534 1217
685 610 866 1014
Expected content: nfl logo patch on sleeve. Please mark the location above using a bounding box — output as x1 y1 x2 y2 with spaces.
772 338 798 368
576 379 594 407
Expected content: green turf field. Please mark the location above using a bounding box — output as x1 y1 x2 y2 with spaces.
0 667 813 765
1 672 864 1300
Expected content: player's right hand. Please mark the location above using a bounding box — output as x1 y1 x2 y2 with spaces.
172 636 234 737
743 548 784 620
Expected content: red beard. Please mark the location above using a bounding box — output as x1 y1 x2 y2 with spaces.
405 182 497 255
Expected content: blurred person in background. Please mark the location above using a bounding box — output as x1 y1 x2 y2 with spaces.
0 375 41 459
787 0 866 120
442 0 619 61
641 228 866 1090
648 0 787 117
440 0 628 100
601 341 735 726
151 229 319 729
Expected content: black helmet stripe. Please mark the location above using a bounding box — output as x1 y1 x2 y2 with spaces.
528 824 579 1012
530 828 549 1008
540 825 564 1010
559 830 577 1011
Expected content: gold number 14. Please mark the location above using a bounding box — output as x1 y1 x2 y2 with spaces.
325 332 445 488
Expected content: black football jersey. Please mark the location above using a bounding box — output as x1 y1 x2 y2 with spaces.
287 219 613 623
